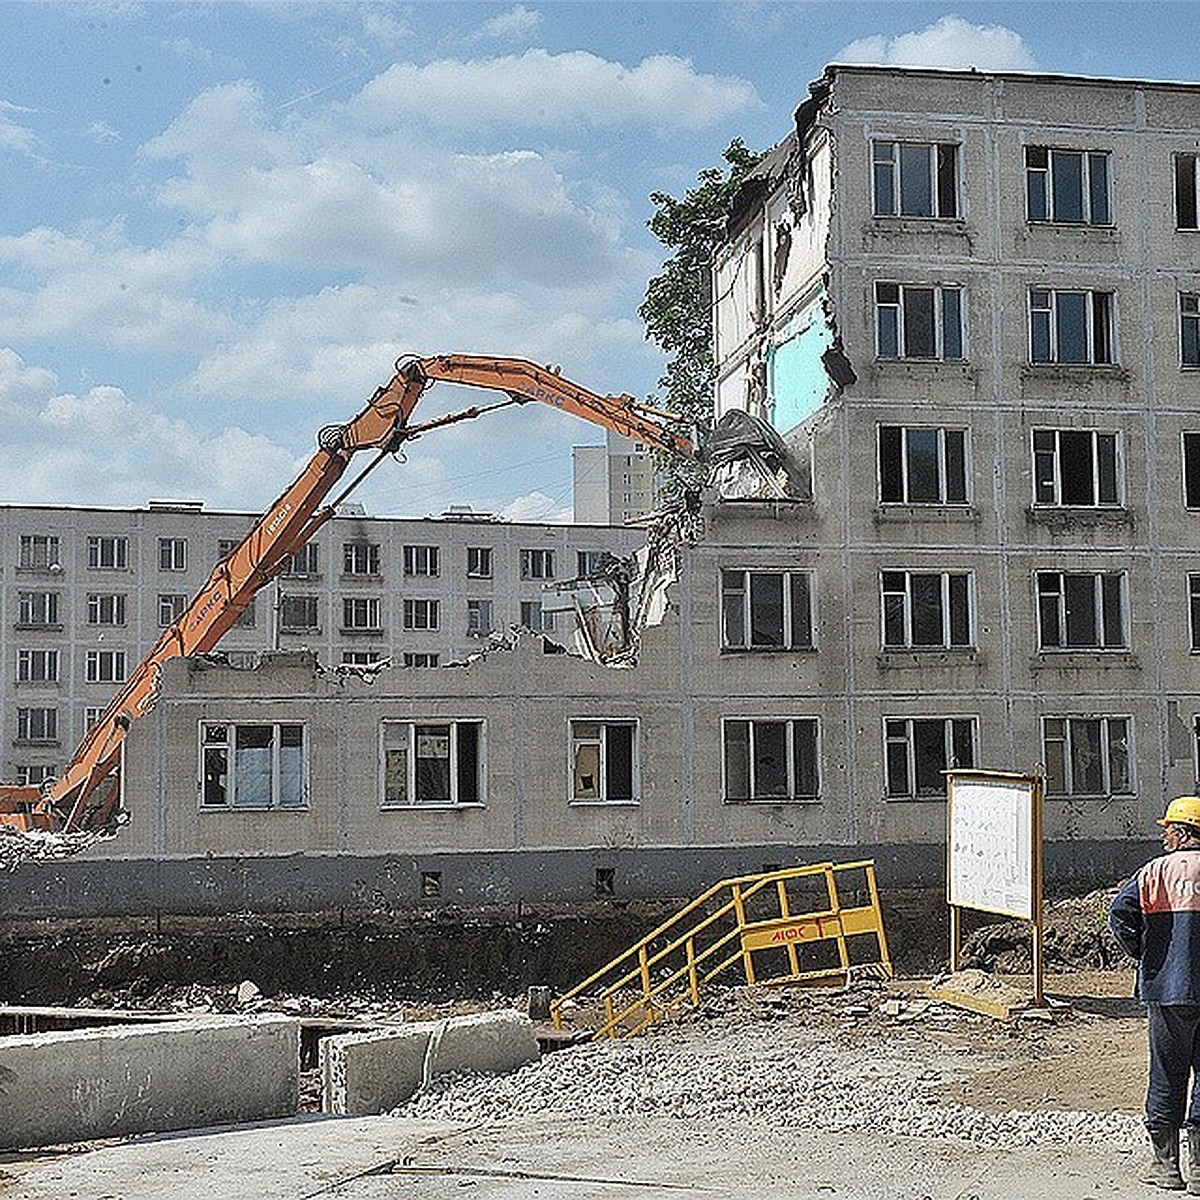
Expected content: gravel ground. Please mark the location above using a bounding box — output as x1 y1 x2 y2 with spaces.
394 981 1146 1152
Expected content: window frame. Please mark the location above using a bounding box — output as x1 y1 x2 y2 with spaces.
520 548 555 580
880 570 973 650
877 426 969 506
87 592 127 626
874 282 964 361
18 534 60 570
402 652 440 668
466 546 493 579
200 721 308 810
721 716 821 804
379 719 485 809
569 718 639 805
17 590 60 628
519 600 554 632
1043 715 1132 798
16 706 58 743
466 598 494 638
342 541 381 577
85 648 127 684
1024 146 1112 226
341 596 382 632
159 593 186 627
279 594 320 632
403 544 440 578
1176 153 1199 231
87 535 128 570
1182 294 1200 368
16 648 59 684
403 597 439 631
1189 574 1200 653
720 568 814 652
158 537 187 572
1036 570 1127 651
884 716 976 799
1029 288 1115 364
1031 429 1121 508
282 544 319 577
871 139 959 218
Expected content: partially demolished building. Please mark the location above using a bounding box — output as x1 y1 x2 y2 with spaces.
4 63 1200 914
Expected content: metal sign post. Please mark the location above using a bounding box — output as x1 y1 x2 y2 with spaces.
945 768 1045 1010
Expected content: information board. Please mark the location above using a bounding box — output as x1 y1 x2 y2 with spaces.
946 772 1038 920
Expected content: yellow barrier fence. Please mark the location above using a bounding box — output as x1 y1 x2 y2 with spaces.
550 859 891 1039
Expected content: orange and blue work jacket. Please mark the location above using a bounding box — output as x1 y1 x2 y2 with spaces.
1109 848 1200 1004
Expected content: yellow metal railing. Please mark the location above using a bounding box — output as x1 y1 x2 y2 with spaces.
550 859 891 1039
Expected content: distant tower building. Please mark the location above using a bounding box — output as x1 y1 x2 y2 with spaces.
572 430 655 525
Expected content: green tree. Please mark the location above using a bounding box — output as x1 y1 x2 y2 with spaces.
640 138 765 439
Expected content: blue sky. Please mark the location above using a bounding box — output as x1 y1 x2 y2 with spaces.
1 2 1195 521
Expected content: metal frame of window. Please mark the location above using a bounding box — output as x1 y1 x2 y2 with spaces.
403 544 440 577
200 722 307 810
519 548 555 580
1182 294 1200 367
18 535 60 570
1029 288 1114 364
379 719 484 808
342 542 380 576
403 598 439 630
18 590 59 627
87 536 128 569
87 593 127 626
1043 715 1132 797
721 716 820 803
16 648 59 683
1031 429 1121 507
17 706 57 742
871 140 958 218
85 649 127 683
158 537 187 571
1036 571 1127 650
875 282 964 360
283 543 319 577
877 426 969 505
342 596 381 631
720 569 814 651
880 571 972 649
569 718 639 804
884 717 976 798
1025 146 1112 225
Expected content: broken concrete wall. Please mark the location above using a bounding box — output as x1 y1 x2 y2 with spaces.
0 1016 298 1149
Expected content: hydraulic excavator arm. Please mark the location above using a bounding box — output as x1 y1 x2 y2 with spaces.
0 355 695 835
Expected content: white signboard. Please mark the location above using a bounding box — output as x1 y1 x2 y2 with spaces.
947 772 1037 920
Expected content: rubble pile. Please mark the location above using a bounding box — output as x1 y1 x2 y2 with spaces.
0 824 121 870
961 890 1125 974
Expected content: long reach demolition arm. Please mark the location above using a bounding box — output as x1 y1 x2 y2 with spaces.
0 355 695 835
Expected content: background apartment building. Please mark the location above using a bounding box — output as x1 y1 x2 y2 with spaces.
0 500 641 789
572 430 657 526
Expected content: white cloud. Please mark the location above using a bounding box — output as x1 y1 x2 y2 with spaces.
351 50 759 131
499 490 572 523
0 348 301 509
472 5 542 43
88 120 121 144
0 101 35 154
836 15 1038 72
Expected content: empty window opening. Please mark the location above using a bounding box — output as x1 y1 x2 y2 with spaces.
1036 571 1126 650
872 141 958 218
1033 430 1120 507
723 717 819 803
1030 289 1114 364
571 720 637 803
881 571 972 649
201 722 306 810
721 569 813 651
381 720 482 807
1044 716 1131 797
885 717 975 798
1025 147 1111 225
875 283 963 360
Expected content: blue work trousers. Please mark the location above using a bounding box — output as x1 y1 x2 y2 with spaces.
1147 1003 1200 1128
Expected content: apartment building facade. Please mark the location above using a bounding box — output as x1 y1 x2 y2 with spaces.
572 430 658 525
0 500 642 790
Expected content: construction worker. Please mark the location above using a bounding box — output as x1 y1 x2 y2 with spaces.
1109 795 1200 1192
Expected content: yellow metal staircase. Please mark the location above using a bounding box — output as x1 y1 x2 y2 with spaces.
550 860 891 1039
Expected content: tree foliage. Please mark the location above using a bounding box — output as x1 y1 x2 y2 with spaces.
640 138 766 436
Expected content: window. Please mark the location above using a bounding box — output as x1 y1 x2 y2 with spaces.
342 650 388 666
84 706 103 731
872 140 958 218
158 594 186 627
217 538 240 561
1032 430 1120 507
881 571 972 649
403 544 439 577
86 649 127 683
403 598 439 630
1029 289 1114 364
577 550 608 577
201 722 306 809
15 764 55 786
1036 571 1126 649
381 720 483 807
17 591 59 627
403 652 440 668
519 600 553 632
1185 433 1200 509
1025 147 1111 225
1176 153 1199 230
1043 716 1131 796
878 427 968 505
87 536 128 569
87 593 127 626
158 537 187 571
571 720 637 803
1183 295 1200 367
1189 575 1200 652
467 599 494 637
18 534 60 570
467 547 492 578
885 718 975 798
875 283 964 360
520 548 555 580
342 596 381 631
280 595 319 631
17 707 57 742
17 649 58 684
343 542 380 576
721 569 813 651
723 717 819 803
235 599 256 629
282 544 319 576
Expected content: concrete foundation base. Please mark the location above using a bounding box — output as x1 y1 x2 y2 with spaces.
320 1008 539 1116
0 1015 299 1150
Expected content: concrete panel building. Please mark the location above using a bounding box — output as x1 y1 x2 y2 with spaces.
572 430 657 525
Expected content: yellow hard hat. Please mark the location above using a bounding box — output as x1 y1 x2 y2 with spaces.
1158 796 1200 827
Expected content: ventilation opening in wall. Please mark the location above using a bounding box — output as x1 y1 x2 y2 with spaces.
594 867 615 898
420 871 442 899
